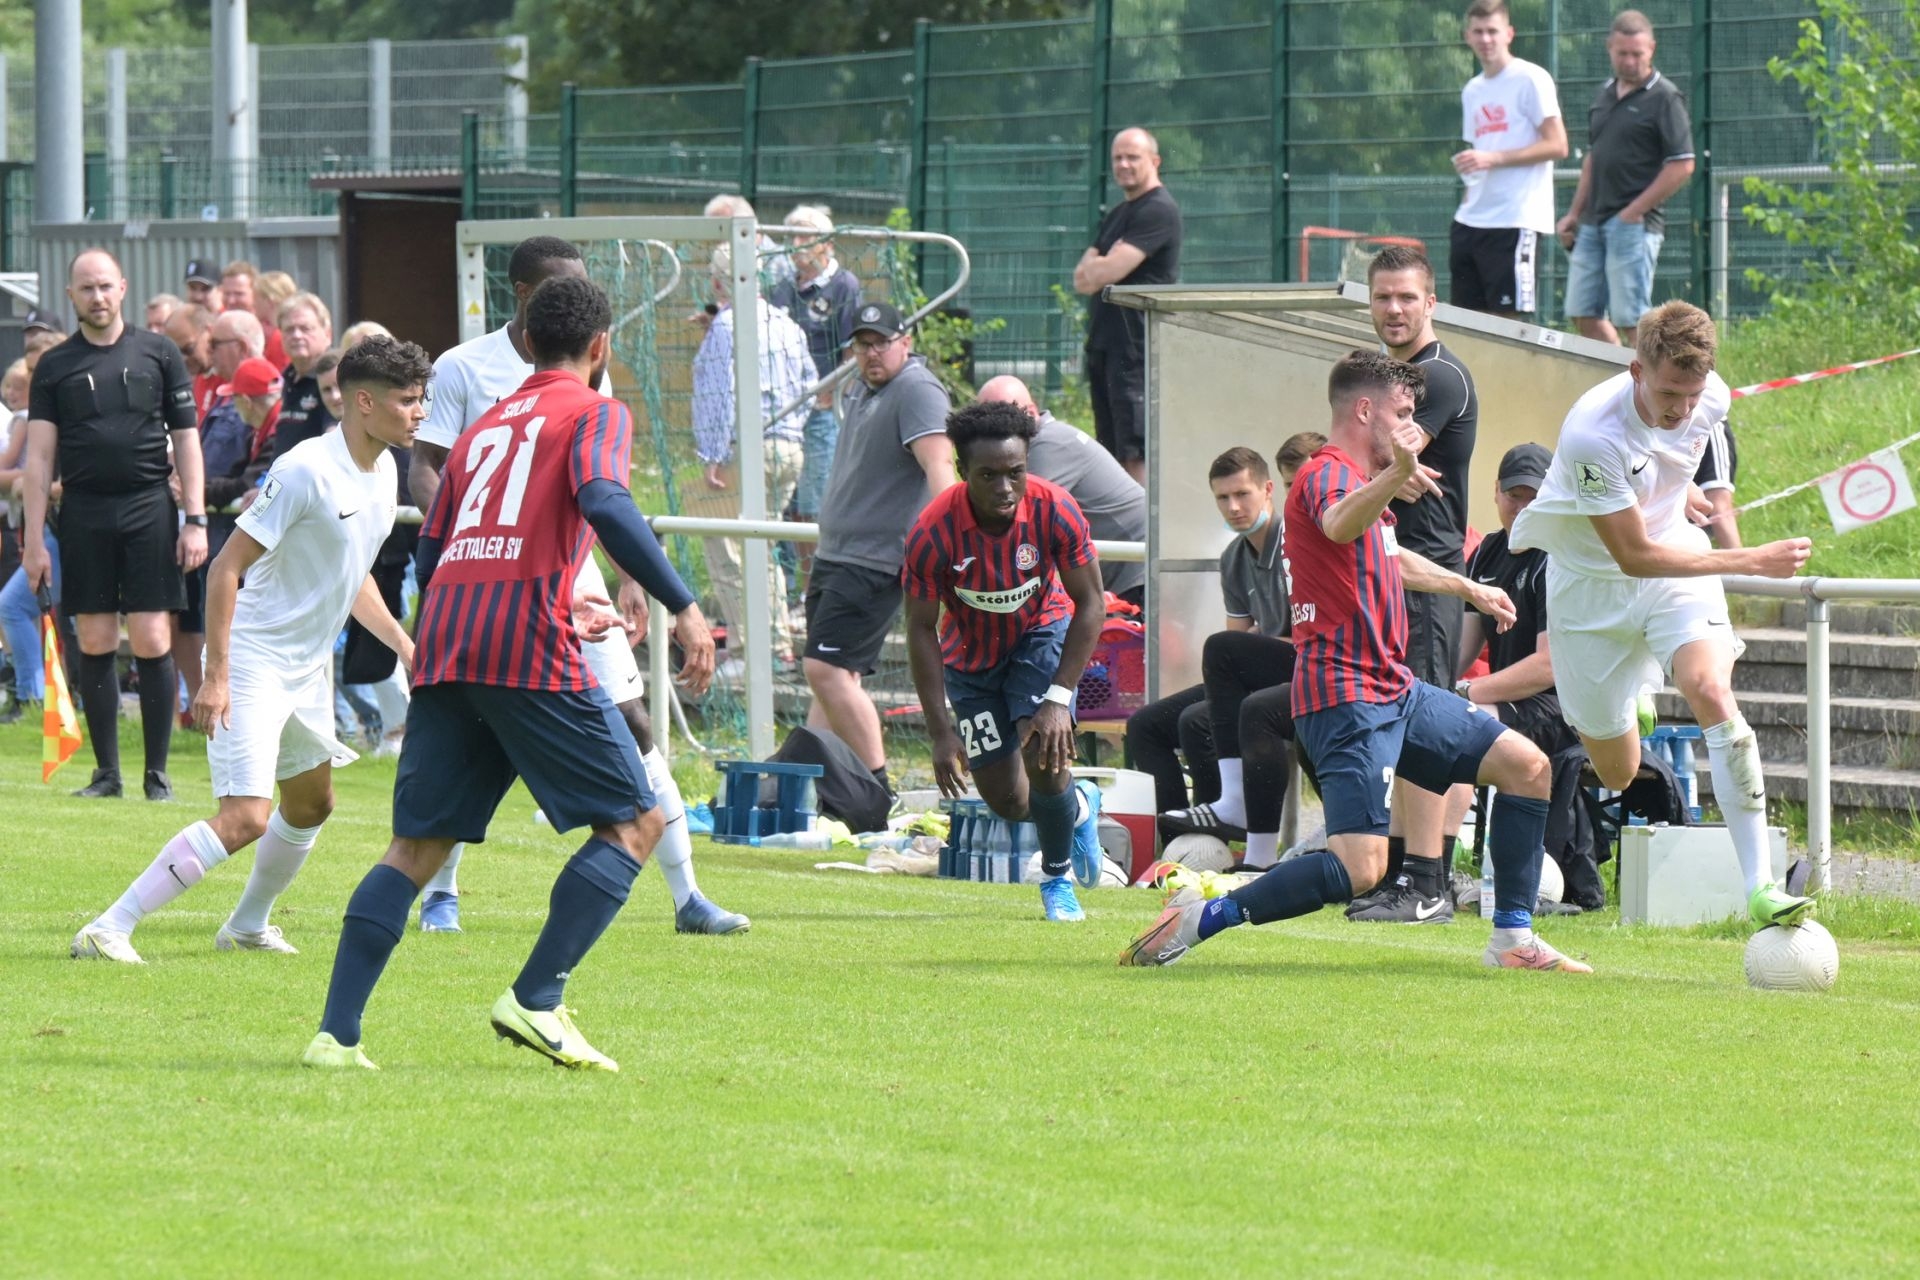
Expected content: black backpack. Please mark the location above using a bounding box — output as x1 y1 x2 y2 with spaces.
1580 747 1694 860
762 725 894 834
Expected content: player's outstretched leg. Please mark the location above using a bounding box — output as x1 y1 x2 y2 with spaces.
73 817 241 964
1474 731 1592 973
1120 844 1358 967
641 745 748 936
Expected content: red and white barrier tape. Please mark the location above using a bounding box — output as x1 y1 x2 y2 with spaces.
1729 346 1920 400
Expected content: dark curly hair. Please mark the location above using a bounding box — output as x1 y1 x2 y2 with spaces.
336 334 433 393
508 234 583 288
525 276 612 362
946 399 1038 467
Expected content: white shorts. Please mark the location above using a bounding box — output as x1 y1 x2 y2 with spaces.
207 659 358 799
574 556 644 704
1545 563 1746 741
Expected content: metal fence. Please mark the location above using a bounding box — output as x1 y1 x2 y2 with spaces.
461 0 1896 381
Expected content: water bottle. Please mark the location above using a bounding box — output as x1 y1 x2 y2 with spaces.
1479 853 1496 918
758 829 831 850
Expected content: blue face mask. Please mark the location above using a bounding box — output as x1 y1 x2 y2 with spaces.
1230 507 1272 537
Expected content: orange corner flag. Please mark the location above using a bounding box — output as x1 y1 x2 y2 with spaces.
41 614 82 782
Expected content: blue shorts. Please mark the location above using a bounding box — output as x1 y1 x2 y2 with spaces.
942 617 1073 766
1566 216 1665 329
1293 681 1507 838
392 682 654 842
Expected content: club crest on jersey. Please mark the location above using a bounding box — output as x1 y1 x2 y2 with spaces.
1575 461 1608 498
250 475 282 516
1015 543 1040 571
1689 435 1707 459
956 577 1043 614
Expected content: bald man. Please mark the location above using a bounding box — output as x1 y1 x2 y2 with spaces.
23 248 208 801
1072 126 1183 485
977 376 1147 608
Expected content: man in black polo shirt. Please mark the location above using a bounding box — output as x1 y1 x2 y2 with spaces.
1073 126 1182 485
1346 244 1481 924
1555 9 1695 345
274 291 337 454
22 248 208 800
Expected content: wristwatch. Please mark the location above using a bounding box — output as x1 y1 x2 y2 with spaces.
183 514 208 527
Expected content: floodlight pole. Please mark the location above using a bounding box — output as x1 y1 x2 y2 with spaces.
33 0 83 222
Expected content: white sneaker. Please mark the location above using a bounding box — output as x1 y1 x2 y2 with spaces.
216 922 300 954
71 923 145 964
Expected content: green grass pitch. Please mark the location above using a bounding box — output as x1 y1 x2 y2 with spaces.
4 724 1919 1277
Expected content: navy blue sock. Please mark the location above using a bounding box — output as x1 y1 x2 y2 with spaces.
318 863 419 1046
513 838 640 1012
1196 896 1244 940
1027 785 1077 879
1225 851 1354 926
1489 793 1550 930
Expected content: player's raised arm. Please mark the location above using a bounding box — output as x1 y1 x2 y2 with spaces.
1400 546 1517 632
1587 503 1809 579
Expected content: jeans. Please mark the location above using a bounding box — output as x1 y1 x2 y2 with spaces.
794 407 839 520
1566 215 1664 328
0 528 62 701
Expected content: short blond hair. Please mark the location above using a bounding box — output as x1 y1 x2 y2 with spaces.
1611 8 1653 37
277 291 333 334
221 258 257 284
1635 300 1716 374
340 319 392 349
1 357 28 411
257 270 298 309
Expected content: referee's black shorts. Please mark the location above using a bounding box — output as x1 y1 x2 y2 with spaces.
59 484 187 617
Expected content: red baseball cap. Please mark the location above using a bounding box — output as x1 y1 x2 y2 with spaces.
218 357 283 398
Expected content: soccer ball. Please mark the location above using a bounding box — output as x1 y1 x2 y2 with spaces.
1160 833 1235 874
1537 854 1565 904
1744 921 1839 992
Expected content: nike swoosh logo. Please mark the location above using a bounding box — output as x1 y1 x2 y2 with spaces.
337 509 359 519
817 645 840 653
1414 899 1447 920
1630 459 1650 475
953 557 976 572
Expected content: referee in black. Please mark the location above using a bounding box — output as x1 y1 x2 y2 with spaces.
22 248 209 800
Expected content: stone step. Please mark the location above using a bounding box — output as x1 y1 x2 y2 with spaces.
1733 628 1920 699
1653 690 1920 771
1738 598 1920 636
1746 760 1920 816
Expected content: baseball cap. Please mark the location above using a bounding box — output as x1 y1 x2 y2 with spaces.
22 307 62 334
217 357 284 399
848 300 907 340
185 259 218 286
1497 442 1552 492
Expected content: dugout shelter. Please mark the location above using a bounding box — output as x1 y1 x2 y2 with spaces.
1110 281 1630 697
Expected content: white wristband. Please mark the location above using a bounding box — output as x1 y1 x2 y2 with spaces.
1041 684 1074 707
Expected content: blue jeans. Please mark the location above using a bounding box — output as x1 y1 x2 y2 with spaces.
793 407 839 520
0 528 62 701
1566 215 1664 329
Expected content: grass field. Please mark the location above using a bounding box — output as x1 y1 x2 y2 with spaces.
5 725 1920 1278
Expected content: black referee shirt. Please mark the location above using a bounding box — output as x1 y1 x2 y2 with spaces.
27 327 196 494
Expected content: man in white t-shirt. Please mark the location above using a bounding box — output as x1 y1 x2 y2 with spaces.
412 235 737 937
1449 0 1568 318
1510 301 1816 930
71 338 428 964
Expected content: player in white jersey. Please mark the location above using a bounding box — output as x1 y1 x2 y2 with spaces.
410 234 734 935
70 338 429 964
1510 301 1815 928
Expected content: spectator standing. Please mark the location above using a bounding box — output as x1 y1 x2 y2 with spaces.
691 244 817 674
804 302 957 794
976 375 1147 608
21 248 208 800
184 260 221 311
145 294 181 333
703 194 795 293
163 303 219 419
1450 0 1568 318
222 261 289 368
1556 9 1695 345
275 293 337 456
1073 126 1183 485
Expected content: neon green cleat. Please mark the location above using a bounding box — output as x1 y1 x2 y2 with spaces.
1636 690 1658 739
489 990 619 1072
302 1032 378 1071
1749 882 1815 929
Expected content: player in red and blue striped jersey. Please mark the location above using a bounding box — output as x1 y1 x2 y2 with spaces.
305 277 715 1073
1124 350 1591 973
903 401 1108 921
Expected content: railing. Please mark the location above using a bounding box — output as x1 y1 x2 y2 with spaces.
1721 576 1920 894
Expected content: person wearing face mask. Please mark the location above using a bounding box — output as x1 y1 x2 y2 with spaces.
1131 436 1320 867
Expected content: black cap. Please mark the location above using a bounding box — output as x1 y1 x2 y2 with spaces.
1498 442 1552 491
22 307 61 334
848 300 907 340
184 259 217 286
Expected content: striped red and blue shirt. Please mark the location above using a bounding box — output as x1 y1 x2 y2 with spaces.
1284 445 1414 716
414 369 632 691
902 475 1095 673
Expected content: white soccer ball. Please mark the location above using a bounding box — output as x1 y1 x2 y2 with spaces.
1744 920 1840 993
1537 854 1565 904
1161 833 1235 874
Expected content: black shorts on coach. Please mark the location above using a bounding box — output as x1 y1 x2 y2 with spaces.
803 559 902 675
59 484 186 616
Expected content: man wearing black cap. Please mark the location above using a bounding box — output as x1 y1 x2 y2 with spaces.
22 248 208 801
22 308 65 362
804 300 956 794
184 260 221 312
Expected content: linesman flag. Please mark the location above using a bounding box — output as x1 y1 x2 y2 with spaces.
38 587 81 782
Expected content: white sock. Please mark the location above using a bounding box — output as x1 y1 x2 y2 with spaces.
1242 831 1279 869
226 809 322 935
1209 759 1247 826
1703 717 1771 893
1490 925 1535 951
424 842 463 895
641 747 699 907
369 670 409 736
97 821 231 935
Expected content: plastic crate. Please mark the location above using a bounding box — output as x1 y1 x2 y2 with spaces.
1075 618 1146 717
